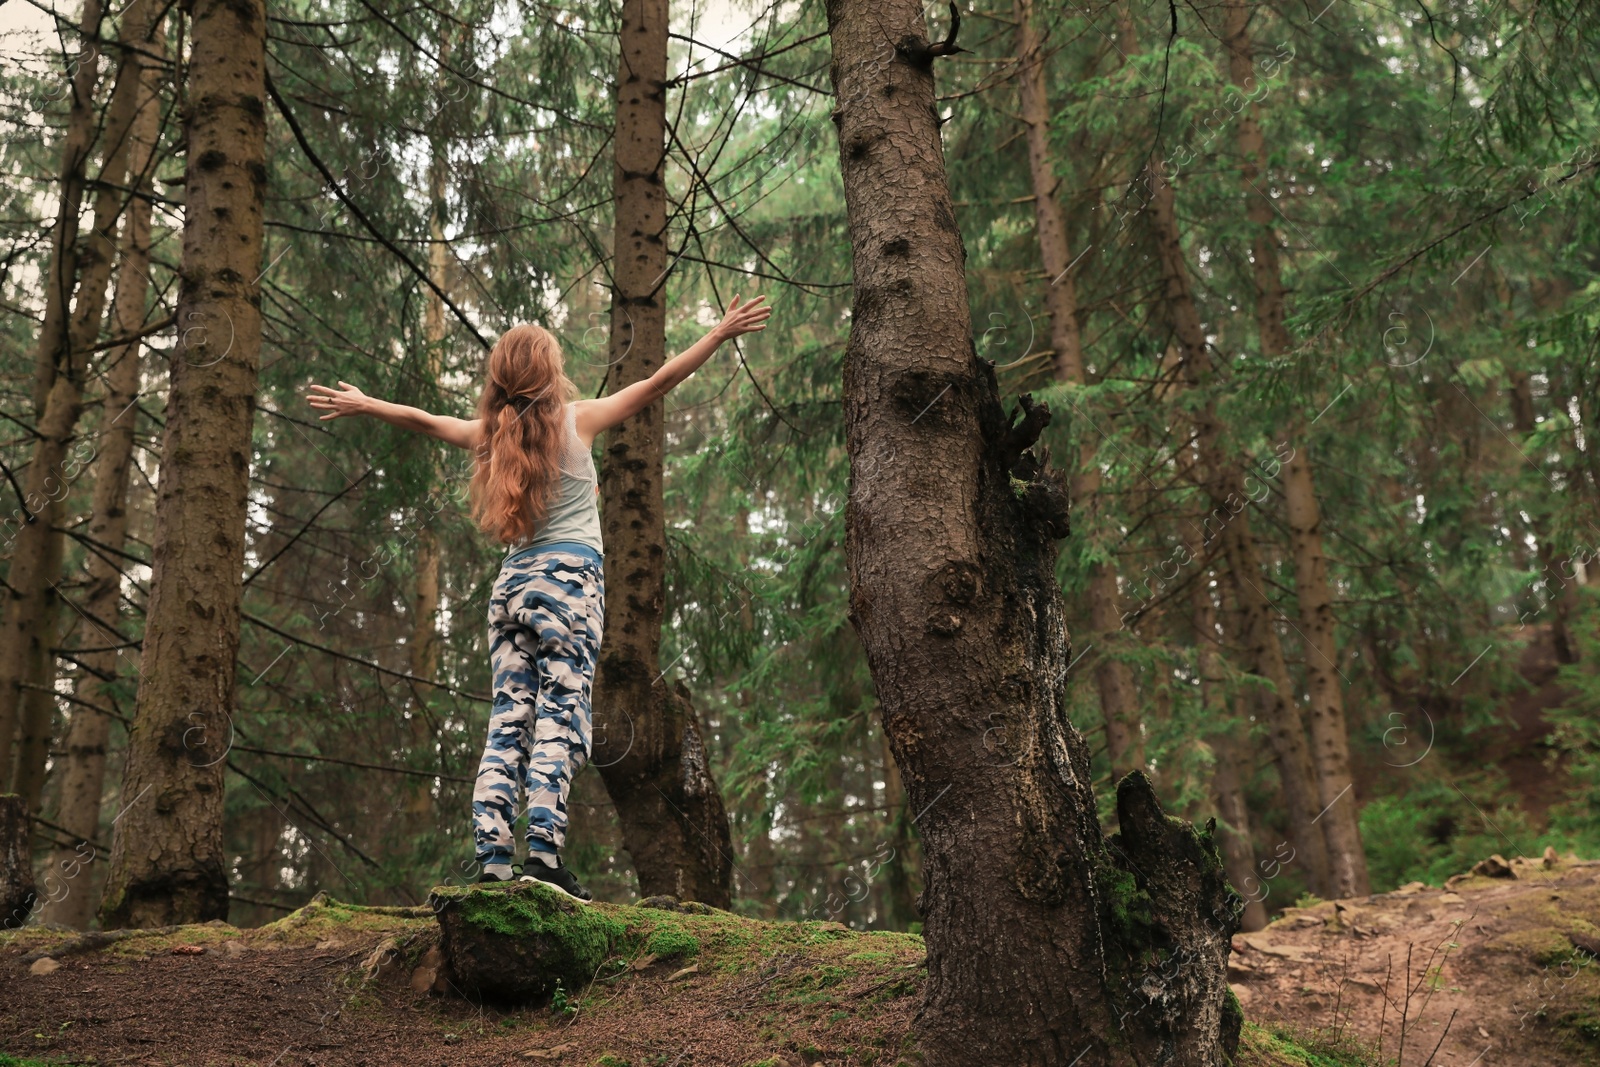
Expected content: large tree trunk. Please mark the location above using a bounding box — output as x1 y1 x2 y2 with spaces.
38 21 166 929
590 0 734 907
877 726 917 930
1014 0 1142 780
0 0 134 792
825 3 1239 1063
98 0 267 928
1219 1 1367 898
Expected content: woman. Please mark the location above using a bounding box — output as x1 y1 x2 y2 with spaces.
306 295 770 900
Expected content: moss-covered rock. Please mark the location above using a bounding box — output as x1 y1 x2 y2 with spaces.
427 883 780 1003
431 881 629 1001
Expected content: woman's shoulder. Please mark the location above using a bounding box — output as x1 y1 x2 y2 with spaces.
569 399 602 449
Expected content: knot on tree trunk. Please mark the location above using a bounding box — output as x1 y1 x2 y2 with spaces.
997 394 1070 540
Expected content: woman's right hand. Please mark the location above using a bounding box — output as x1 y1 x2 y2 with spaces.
307 381 371 420
712 294 771 342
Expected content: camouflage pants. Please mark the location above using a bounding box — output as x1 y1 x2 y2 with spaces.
472 544 605 872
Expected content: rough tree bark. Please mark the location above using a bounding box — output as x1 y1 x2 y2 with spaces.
38 18 167 929
1014 0 1142 780
98 0 267 928
825 2 1240 1062
1 795 36 929
590 0 734 907
1220 0 1367 899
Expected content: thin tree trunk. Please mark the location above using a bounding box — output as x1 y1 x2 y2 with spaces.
1218 514 1332 897
1193 586 1267 931
0 0 125 791
1507 367 1578 662
5 0 164 804
1142 123 1332 898
30 0 108 417
590 0 734 907
404 125 450 830
826 3 1239 1062
1219 1 1367 898
1014 0 1142 780
99 0 267 928
38 23 166 928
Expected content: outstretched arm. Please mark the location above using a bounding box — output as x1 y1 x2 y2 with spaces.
306 382 481 450
574 295 771 444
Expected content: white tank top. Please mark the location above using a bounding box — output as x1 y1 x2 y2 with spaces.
506 403 603 556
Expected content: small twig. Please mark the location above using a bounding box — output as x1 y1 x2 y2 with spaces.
1399 943 1415 1066
1377 952 1392 1060
927 2 964 57
1421 1007 1460 1067
1328 943 1349 1043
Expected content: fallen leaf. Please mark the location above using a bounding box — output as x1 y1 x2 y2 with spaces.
29 957 60 975
361 937 400 980
630 953 659 971
667 964 700 982
410 945 444 993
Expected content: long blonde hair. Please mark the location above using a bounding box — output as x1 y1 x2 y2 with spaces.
469 324 579 545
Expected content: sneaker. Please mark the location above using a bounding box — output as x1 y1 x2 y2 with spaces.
516 857 592 901
475 866 514 885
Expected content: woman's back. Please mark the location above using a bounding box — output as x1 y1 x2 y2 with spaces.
509 403 602 556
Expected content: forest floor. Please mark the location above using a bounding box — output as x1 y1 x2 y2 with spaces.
1 855 1598 1067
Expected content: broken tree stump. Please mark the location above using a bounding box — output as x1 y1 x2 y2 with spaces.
1 794 37 929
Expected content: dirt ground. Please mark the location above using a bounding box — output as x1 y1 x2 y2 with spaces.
0 896 921 1067
1231 854 1600 1066
3 857 1599 1066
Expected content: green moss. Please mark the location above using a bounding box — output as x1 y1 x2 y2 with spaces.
436 882 629 980
1100 864 1155 938
0 1057 70 1067
812 964 850 989
1235 1024 1380 1067
1492 927 1579 964
1223 986 1244 1044
256 893 433 947
643 921 701 960
1558 1012 1600 1043
594 1055 632 1067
